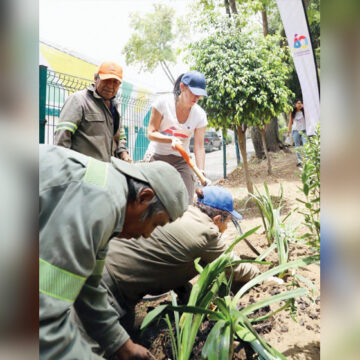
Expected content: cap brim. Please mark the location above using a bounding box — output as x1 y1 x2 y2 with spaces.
189 86 207 97
99 73 122 82
230 210 243 220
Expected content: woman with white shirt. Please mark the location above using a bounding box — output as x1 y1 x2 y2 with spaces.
287 99 307 166
147 71 209 204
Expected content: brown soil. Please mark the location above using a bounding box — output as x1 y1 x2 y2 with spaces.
133 151 320 360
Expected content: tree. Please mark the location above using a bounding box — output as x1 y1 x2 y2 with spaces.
231 0 285 158
122 4 178 84
232 0 319 159
188 20 293 190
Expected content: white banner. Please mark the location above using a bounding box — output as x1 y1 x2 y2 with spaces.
276 0 320 136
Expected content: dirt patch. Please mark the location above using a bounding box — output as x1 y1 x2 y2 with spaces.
233 194 292 220
132 151 319 360
218 150 301 189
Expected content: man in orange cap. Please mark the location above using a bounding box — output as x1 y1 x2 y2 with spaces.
55 61 132 162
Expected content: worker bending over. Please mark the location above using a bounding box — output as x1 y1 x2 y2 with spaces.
77 186 261 355
39 145 188 360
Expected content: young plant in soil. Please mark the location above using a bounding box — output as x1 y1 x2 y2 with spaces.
141 225 319 360
296 124 320 253
249 183 300 276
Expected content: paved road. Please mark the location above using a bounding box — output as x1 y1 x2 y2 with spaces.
203 139 255 182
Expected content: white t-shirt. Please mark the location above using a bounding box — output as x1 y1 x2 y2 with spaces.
147 95 208 156
292 111 306 131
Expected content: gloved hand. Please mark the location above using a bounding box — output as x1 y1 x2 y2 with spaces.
200 170 212 186
171 137 183 150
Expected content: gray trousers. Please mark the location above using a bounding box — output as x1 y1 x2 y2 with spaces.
151 153 195 205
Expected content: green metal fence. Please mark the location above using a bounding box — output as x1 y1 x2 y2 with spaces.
39 65 155 161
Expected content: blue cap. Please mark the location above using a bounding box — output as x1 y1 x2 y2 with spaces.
197 186 242 220
181 71 208 97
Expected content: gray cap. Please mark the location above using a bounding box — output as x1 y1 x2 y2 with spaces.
111 158 188 221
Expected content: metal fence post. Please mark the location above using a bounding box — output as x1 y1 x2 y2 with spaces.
39 65 47 144
222 129 227 179
234 129 241 165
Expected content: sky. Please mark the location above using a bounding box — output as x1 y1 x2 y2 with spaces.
39 0 193 93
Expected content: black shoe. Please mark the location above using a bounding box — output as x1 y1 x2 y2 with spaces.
296 162 302 167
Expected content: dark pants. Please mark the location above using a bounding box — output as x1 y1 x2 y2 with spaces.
150 153 195 205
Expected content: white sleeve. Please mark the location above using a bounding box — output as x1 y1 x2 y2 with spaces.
196 107 208 129
151 95 166 115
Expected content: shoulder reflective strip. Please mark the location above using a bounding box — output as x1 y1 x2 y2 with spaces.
92 259 105 276
39 258 86 303
56 122 78 130
55 126 76 134
83 158 108 188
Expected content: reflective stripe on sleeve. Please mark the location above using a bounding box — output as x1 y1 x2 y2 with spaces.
39 258 86 303
120 129 126 140
55 126 76 134
83 158 109 188
55 122 78 134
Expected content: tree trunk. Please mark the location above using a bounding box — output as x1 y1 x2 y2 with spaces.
229 0 238 15
259 126 272 175
224 0 231 17
251 118 282 158
261 10 269 37
236 126 254 194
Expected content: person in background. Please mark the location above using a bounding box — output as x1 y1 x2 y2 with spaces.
55 61 132 163
287 99 307 166
146 71 209 204
39 145 188 360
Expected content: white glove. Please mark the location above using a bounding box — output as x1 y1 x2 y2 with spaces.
199 170 212 186
171 137 183 150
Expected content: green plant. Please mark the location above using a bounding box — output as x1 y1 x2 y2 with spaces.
141 223 319 360
249 183 300 276
296 124 320 252
141 226 261 360
249 183 283 246
223 132 232 145
146 256 318 360
250 183 297 264
278 127 288 140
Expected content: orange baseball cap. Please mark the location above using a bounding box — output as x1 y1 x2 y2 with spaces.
97 62 123 82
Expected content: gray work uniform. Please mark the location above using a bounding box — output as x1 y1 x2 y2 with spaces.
105 206 259 306
54 84 128 162
39 145 131 359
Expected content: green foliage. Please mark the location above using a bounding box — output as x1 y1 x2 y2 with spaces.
187 21 294 131
141 225 319 360
278 126 288 140
223 131 232 145
249 183 300 276
296 124 320 252
122 4 177 72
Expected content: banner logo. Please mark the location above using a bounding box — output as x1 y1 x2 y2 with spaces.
293 34 311 57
